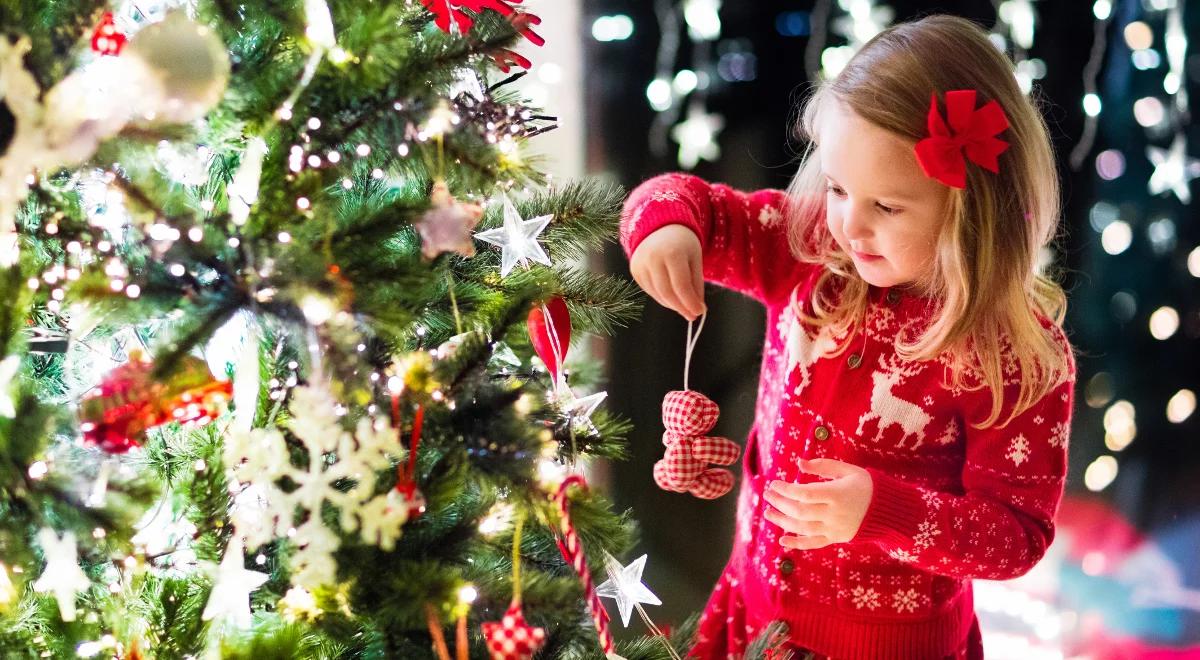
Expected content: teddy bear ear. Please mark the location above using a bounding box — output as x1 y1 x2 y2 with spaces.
662 389 720 436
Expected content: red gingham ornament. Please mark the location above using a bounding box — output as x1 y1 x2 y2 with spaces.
653 314 740 499
90 12 127 56
77 350 231 453
653 390 740 499
481 603 546 660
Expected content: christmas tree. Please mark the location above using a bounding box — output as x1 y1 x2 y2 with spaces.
0 1 694 658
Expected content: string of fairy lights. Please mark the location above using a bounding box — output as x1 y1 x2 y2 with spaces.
1079 0 1198 495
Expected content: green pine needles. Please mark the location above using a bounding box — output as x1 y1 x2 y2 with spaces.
0 1 713 658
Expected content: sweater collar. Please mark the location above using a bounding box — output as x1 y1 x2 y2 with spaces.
868 283 941 321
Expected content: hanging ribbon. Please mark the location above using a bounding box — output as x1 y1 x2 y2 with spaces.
682 312 706 392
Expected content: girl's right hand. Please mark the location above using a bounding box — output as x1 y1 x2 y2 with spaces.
629 224 707 321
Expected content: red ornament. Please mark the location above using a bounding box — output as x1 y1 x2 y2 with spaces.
421 0 544 51
481 603 546 660
78 351 232 453
653 390 741 499
913 89 1010 190
526 298 570 386
90 12 127 56
391 479 427 519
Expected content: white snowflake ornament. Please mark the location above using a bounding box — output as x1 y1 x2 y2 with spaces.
0 36 146 255
357 491 410 551
223 385 408 589
0 36 43 261
290 519 341 589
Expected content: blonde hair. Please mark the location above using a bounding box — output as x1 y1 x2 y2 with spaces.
784 14 1074 430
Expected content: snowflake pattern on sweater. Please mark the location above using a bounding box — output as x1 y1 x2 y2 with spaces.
620 174 1076 660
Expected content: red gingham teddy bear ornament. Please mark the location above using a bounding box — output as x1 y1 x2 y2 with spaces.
652 314 741 499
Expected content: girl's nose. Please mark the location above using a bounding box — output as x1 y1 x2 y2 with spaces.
841 203 874 241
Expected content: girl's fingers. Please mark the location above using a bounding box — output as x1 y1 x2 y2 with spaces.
689 250 706 316
764 507 826 537
763 488 829 521
648 263 686 318
769 480 837 504
632 262 658 304
666 257 702 320
780 534 832 550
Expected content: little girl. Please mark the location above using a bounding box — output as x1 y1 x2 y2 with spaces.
620 15 1076 660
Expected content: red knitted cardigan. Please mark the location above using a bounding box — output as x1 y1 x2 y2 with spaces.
620 173 1076 659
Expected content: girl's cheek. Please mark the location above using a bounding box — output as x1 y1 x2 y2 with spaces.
824 213 841 240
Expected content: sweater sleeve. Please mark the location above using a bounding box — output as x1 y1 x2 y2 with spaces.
850 339 1077 581
619 172 813 304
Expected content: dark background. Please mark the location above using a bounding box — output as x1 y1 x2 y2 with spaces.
582 0 1200 647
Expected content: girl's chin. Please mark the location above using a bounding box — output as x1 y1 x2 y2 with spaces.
853 262 893 286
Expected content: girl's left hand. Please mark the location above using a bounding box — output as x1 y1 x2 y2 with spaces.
763 458 874 550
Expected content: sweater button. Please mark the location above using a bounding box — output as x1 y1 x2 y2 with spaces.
813 425 830 441
779 559 795 575
886 289 902 305
847 352 863 369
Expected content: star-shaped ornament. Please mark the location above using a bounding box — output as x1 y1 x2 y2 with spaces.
1147 132 1200 204
596 552 662 627
202 536 270 628
671 104 724 170
415 179 484 259
474 194 552 277
555 386 607 435
33 528 92 621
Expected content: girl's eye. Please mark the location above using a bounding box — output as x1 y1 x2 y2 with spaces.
825 184 845 197
877 203 899 215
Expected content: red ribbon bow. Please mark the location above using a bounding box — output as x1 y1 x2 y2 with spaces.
913 90 1010 190
421 1 544 46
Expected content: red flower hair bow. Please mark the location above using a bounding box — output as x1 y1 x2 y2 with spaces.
914 90 1010 189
